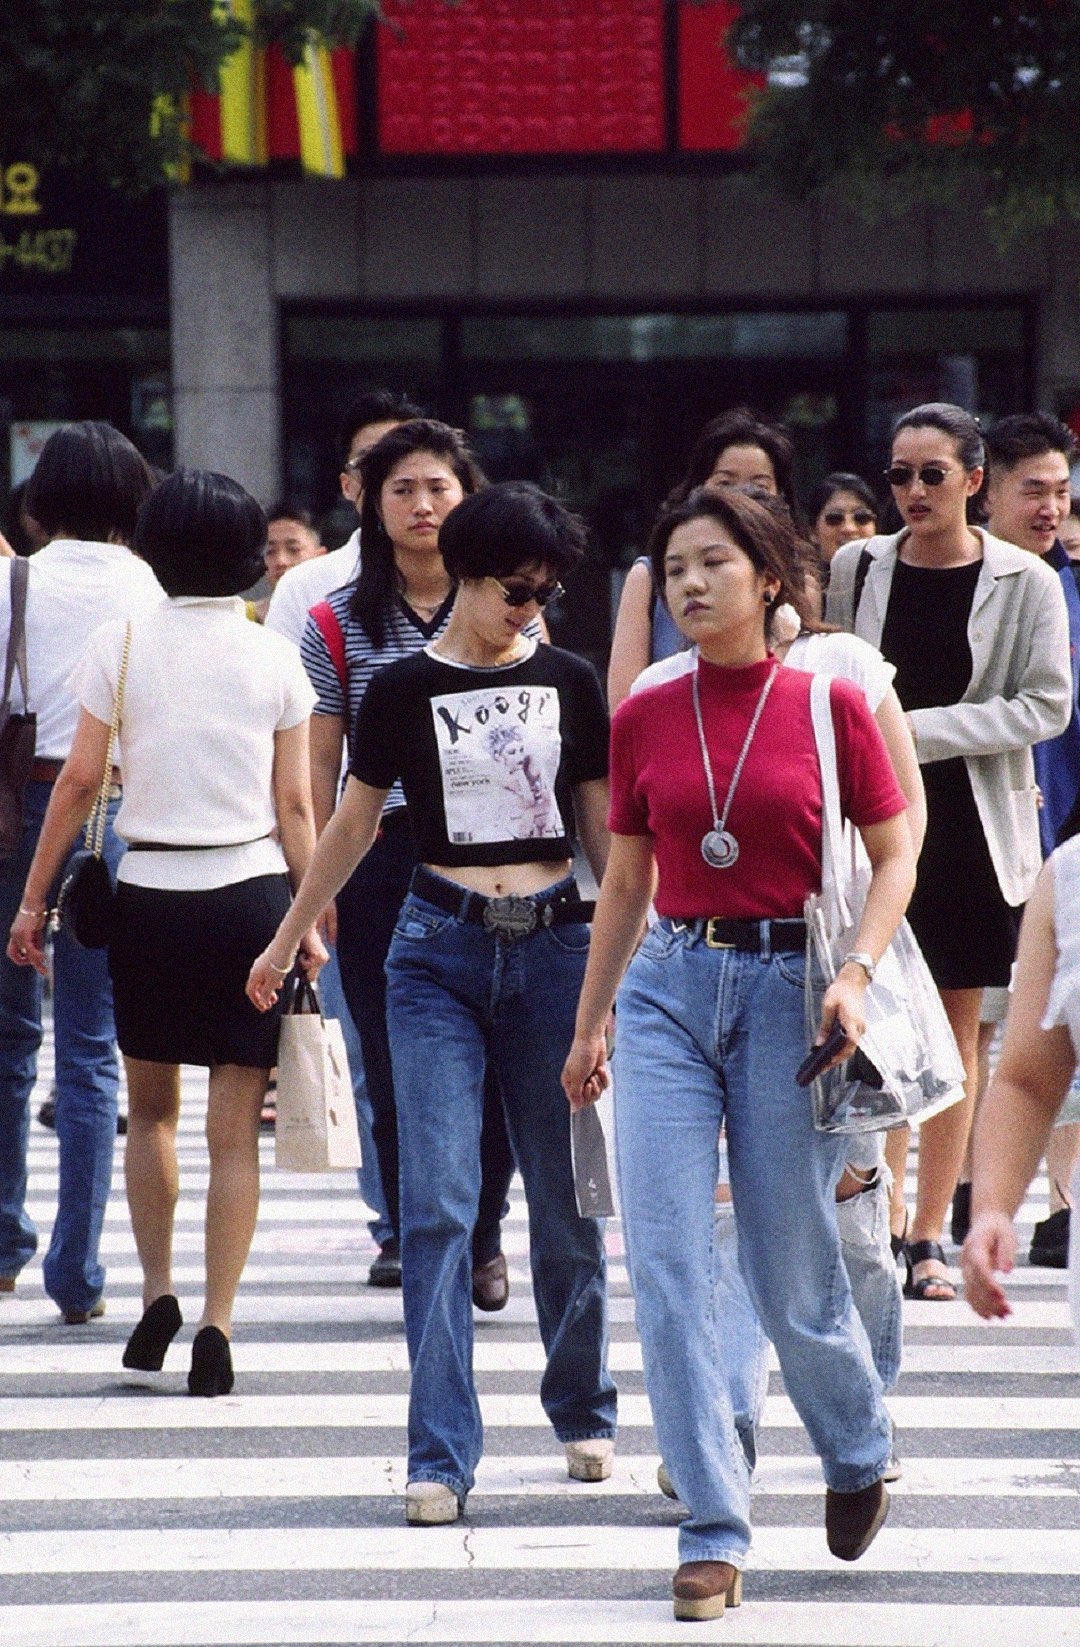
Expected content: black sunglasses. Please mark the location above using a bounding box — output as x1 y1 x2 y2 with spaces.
487 576 564 609
883 463 953 488
824 509 876 527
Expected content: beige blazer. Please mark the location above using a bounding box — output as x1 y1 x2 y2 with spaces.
826 528 1071 907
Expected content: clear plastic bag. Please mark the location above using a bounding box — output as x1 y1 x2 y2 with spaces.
805 674 966 1136
804 883 966 1134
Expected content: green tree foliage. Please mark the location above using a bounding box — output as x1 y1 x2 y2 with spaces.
0 0 379 192
726 2 1080 240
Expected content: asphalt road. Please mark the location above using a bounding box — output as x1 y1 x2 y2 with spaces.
1 1038 1077 1645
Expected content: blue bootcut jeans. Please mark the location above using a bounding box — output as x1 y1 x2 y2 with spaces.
614 918 892 1568
317 944 393 1250
0 781 122 1314
385 873 617 1499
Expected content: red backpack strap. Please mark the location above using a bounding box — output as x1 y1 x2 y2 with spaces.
309 601 348 700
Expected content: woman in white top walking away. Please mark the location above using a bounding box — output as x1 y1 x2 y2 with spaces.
0 422 162 1323
9 470 325 1396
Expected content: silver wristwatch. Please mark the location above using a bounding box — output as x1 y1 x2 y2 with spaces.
842 950 876 982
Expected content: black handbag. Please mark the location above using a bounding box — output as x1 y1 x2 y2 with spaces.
55 622 131 950
0 558 37 857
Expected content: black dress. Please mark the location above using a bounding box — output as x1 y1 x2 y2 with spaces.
880 557 1020 990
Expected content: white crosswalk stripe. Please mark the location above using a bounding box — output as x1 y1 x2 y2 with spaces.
1 1044 1078 1645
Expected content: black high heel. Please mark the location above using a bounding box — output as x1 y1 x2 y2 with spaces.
187 1325 234 1396
890 1210 910 1290
902 1239 956 1302
122 1295 183 1372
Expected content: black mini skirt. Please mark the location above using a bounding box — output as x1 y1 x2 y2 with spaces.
109 874 291 1068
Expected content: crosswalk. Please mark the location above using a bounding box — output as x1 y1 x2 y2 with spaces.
1 1038 1078 1645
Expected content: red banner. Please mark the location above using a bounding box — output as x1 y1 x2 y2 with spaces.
377 0 666 155
678 1 760 152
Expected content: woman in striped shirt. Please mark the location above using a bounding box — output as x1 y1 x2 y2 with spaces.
300 421 525 1305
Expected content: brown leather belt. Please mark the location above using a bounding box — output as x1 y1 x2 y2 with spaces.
30 759 122 785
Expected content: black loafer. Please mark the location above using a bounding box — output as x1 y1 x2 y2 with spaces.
1029 1207 1070 1268
472 1253 509 1312
368 1240 402 1288
826 1479 889 1561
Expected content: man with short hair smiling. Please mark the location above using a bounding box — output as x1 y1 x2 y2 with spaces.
981 412 1080 1270
984 413 1080 853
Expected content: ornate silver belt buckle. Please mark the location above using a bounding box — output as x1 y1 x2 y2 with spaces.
482 895 537 940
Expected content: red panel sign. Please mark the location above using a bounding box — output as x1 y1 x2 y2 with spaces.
377 0 666 155
678 1 760 152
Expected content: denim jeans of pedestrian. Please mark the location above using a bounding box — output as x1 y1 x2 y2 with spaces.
0 781 121 1313
711 1138 903 1415
317 943 392 1250
336 816 516 1260
386 874 617 1498
614 919 892 1567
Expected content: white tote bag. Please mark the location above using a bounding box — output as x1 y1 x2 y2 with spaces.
804 673 966 1134
275 980 362 1172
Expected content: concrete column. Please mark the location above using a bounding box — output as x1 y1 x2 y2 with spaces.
168 182 280 503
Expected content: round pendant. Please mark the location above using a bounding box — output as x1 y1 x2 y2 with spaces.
701 829 739 870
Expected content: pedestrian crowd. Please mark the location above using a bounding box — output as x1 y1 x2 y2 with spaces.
1 392 1079 1620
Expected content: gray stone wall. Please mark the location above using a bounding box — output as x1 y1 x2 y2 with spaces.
170 171 1079 502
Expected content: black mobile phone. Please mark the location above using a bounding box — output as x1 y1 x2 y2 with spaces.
795 1020 849 1088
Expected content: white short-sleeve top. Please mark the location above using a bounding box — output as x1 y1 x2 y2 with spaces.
631 629 896 712
1041 834 1080 1056
72 595 316 890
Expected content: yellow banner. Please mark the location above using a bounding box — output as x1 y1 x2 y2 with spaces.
218 0 267 167
293 42 345 179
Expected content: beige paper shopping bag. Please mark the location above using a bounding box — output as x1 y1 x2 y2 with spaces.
275 980 362 1172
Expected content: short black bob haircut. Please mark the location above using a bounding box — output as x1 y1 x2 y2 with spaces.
647 485 818 641
24 421 156 546
134 469 266 598
439 482 588 584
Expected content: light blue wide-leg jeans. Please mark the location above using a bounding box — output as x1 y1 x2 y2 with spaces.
615 919 892 1567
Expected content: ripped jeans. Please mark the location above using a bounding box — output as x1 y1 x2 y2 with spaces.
615 919 892 1567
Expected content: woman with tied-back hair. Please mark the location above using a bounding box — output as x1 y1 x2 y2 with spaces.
607 407 801 711
298 421 531 1306
827 402 1072 1302
0 422 162 1325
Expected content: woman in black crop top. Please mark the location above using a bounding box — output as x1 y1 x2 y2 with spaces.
248 483 617 1527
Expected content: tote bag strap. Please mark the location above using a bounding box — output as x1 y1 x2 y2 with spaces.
83 621 132 859
809 672 853 926
3 558 30 713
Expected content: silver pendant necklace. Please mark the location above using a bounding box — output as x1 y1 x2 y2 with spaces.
692 661 777 870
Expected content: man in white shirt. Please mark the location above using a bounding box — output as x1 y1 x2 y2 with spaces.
0 422 163 1323
265 391 423 646
266 391 423 1285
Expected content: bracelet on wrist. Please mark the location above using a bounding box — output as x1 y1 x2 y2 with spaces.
841 950 876 983
266 956 293 976
18 906 46 919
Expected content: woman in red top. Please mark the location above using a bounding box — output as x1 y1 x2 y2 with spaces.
563 488 916 1621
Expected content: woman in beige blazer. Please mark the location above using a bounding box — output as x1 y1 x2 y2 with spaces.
827 402 1071 1300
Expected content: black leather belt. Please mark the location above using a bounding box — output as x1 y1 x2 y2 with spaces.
411 865 595 939
667 916 807 952
127 834 273 852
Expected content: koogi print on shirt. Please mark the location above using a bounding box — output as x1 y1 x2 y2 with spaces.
430 684 565 845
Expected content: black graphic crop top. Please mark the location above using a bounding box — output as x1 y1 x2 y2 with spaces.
349 641 610 867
